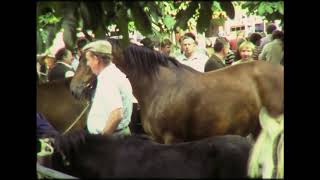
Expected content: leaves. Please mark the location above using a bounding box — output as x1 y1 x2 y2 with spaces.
163 15 176 30
219 2 235 19
126 2 152 36
278 2 284 15
242 2 283 23
265 4 274 14
174 2 199 30
197 2 213 34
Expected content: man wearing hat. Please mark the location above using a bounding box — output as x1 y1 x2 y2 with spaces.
82 40 134 136
48 48 75 81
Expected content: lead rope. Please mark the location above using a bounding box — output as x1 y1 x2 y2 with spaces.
63 102 90 135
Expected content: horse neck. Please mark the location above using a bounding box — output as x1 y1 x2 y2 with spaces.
128 66 190 106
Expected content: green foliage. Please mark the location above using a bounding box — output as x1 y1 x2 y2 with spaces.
242 2 284 23
174 2 199 30
126 2 152 36
38 12 61 27
163 15 176 30
37 1 240 53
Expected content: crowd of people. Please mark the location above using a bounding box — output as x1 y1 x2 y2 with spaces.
129 23 283 74
37 23 284 139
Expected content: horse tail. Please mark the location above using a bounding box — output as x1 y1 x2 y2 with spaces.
247 106 284 178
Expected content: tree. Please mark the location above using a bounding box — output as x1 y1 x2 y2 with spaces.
241 2 284 24
37 1 236 53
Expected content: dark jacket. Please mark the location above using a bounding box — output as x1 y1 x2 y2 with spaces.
204 54 226 72
48 62 74 81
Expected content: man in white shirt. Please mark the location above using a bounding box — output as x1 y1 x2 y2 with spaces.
82 40 134 136
178 36 208 72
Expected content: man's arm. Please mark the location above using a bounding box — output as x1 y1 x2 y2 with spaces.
259 45 268 61
102 108 123 135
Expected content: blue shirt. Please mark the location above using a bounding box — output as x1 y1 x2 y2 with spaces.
36 113 58 138
87 63 134 134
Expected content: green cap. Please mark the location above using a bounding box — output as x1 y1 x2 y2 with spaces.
82 40 112 54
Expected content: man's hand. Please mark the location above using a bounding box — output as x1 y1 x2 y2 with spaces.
102 108 123 135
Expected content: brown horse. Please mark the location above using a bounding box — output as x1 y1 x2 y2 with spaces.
70 42 283 144
37 77 92 133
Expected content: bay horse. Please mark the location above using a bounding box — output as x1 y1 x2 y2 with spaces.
50 130 252 178
70 42 283 144
37 77 94 133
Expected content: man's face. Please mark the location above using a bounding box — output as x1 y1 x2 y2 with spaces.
161 45 171 56
44 57 55 70
85 51 100 75
182 38 196 57
223 44 230 56
65 50 73 64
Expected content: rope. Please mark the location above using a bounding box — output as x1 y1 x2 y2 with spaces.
63 103 90 135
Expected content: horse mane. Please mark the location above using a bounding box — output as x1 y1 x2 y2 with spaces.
123 44 198 79
54 130 150 157
54 130 88 157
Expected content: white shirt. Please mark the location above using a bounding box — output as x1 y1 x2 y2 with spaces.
87 63 134 134
179 52 208 72
71 56 80 71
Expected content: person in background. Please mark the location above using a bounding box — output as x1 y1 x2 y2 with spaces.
232 41 255 65
72 37 89 71
204 37 229 72
248 33 263 60
179 35 209 72
48 48 75 81
260 24 277 48
160 38 172 56
259 30 284 65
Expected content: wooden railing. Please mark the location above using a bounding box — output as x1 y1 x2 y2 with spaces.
37 163 78 179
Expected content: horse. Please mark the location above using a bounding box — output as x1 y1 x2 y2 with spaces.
248 107 284 178
49 130 252 178
70 42 283 144
37 77 94 133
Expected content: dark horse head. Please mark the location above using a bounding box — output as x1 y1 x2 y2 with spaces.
70 38 124 100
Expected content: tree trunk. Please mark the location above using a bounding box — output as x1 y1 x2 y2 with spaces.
205 21 219 37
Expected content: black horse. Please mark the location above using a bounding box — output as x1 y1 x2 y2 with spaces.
51 130 252 178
